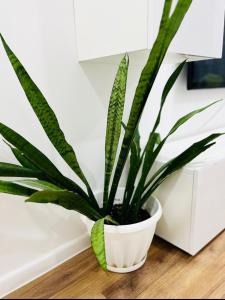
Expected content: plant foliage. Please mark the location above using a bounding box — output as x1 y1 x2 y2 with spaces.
0 0 223 269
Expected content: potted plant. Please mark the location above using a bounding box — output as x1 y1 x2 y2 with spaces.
0 0 223 273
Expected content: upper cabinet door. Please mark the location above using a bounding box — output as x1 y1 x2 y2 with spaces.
149 0 225 60
74 0 148 61
75 0 225 62
170 0 225 59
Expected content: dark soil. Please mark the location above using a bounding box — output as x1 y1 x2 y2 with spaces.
109 204 151 225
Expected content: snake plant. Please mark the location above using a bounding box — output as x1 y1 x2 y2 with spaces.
0 0 223 270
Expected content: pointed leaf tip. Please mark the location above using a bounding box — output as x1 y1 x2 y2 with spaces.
91 218 107 271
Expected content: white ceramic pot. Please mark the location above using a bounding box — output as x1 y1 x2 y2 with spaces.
81 188 162 273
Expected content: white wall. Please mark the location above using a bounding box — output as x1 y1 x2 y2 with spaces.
0 0 224 255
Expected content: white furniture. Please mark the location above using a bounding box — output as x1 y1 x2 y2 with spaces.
74 0 148 62
74 0 225 62
155 130 225 255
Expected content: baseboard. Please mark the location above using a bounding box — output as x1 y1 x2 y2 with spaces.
0 233 90 298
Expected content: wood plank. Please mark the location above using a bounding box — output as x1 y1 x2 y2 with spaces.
5 249 97 299
137 234 225 299
6 232 225 299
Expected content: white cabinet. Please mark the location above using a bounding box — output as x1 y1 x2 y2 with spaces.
150 0 225 59
170 0 225 59
74 0 148 61
155 131 225 255
74 0 225 62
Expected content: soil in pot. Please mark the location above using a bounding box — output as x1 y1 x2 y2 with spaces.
109 204 151 225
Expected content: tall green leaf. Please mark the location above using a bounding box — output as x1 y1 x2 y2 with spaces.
0 180 36 196
0 34 98 208
168 100 222 136
26 191 103 221
142 99 223 191
103 55 129 211
0 162 43 178
142 100 222 195
129 100 222 216
122 125 142 216
140 133 223 209
160 0 193 59
91 218 107 271
125 61 186 215
10 146 39 170
136 61 186 183
129 133 159 219
0 122 89 201
16 179 63 191
107 0 192 213
122 131 161 218
152 60 187 133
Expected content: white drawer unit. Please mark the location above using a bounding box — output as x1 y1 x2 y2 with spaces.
155 131 225 255
74 0 225 62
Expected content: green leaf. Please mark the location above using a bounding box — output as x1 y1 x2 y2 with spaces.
0 180 36 196
0 162 43 178
11 147 39 170
103 55 129 211
162 135 223 177
122 130 160 219
152 60 187 133
16 179 63 191
125 58 187 217
123 134 141 198
26 191 103 221
91 218 107 271
0 122 89 200
122 129 160 220
129 132 160 219
168 100 222 136
0 34 82 179
141 100 223 195
143 99 223 191
160 0 193 60
140 133 223 208
107 0 192 213
0 34 98 208
4 140 40 170
129 99 222 218
143 160 171 194
121 123 142 215
122 122 141 157
0 123 65 182
132 126 141 157
155 133 161 145
162 61 186 106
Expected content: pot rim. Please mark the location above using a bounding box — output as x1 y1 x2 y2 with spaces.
82 195 162 234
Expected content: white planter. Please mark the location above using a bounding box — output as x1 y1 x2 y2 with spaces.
81 188 162 273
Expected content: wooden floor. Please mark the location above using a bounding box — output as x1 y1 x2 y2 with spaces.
6 231 225 299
